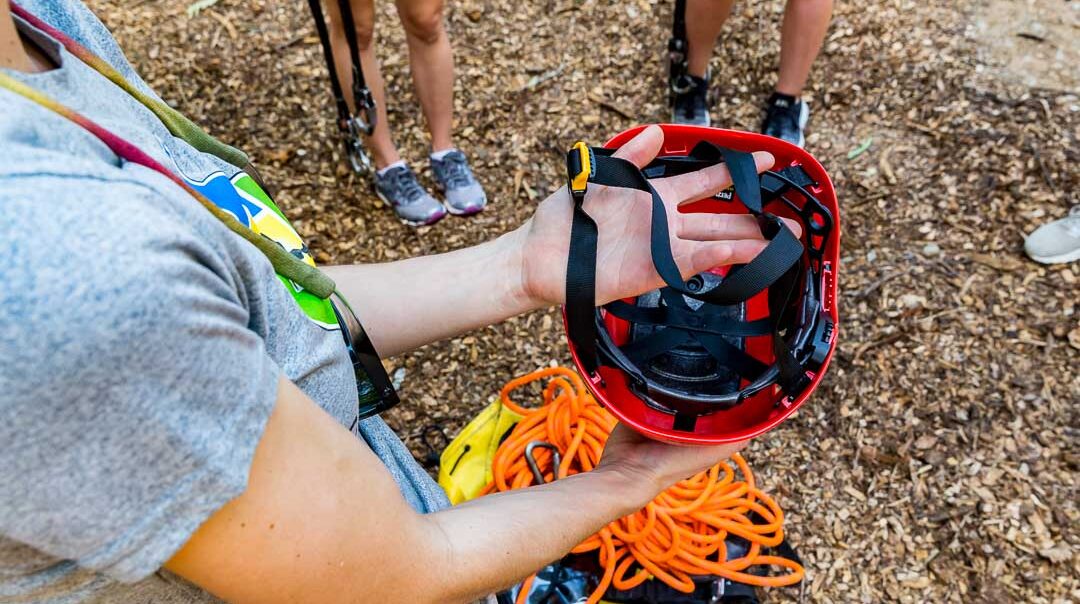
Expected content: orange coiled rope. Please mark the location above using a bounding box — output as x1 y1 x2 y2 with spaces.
480 366 804 604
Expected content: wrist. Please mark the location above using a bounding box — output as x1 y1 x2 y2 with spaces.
589 463 661 514
493 225 545 316
498 221 555 312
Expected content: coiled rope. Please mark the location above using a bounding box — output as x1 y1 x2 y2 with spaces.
480 366 803 603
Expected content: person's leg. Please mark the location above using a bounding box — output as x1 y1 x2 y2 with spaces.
394 0 486 216
761 0 832 146
672 0 734 126
394 0 454 152
325 0 448 225
325 0 401 168
685 0 735 78
775 0 833 96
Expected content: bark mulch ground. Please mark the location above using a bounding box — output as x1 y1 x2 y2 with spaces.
89 0 1078 601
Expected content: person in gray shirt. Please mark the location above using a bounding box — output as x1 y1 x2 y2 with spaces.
0 1 783 601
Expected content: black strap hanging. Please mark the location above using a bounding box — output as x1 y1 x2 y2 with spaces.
668 0 692 100
307 0 378 174
565 144 601 374
563 142 805 388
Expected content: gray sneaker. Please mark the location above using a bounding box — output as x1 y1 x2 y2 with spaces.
374 164 447 226
430 150 487 216
1024 205 1080 264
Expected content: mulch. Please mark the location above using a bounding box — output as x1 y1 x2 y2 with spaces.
89 0 1079 601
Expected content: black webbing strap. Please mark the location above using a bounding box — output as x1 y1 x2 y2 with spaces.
672 0 686 49
308 0 348 126
644 154 817 200
668 0 692 98
307 0 376 136
586 151 803 307
565 150 600 373
605 298 772 338
563 143 804 380
336 0 368 118
768 260 810 394
763 165 815 192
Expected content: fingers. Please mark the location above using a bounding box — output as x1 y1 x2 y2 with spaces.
680 239 770 277
611 125 664 169
657 151 775 207
676 213 803 242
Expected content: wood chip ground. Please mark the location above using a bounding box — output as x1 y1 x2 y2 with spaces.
88 0 1078 601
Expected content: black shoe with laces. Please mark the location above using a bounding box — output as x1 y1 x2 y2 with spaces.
671 75 711 126
761 92 809 148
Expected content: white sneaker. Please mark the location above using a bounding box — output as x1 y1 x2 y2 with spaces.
1024 206 1080 264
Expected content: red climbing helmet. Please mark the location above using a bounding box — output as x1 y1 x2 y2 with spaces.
562 125 840 445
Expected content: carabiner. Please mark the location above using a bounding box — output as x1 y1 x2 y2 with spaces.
669 72 695 96
352 86 377 137
524 441 562 485
343 118 374 176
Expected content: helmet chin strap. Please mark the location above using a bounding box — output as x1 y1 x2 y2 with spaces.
564 139 835 430
564 142 804 373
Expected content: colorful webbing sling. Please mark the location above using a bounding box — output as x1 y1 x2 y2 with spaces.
0 70 335 297
0 2 400 418
9 2 250 171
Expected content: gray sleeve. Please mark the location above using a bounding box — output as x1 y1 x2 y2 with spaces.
0 175 280 582
16 0 167 106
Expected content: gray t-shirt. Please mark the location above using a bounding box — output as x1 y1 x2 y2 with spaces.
0 2 448 602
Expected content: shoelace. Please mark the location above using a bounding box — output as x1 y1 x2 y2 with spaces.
385 167 426 205
436 153 474 189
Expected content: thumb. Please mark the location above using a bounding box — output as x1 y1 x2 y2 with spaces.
612 125 664 168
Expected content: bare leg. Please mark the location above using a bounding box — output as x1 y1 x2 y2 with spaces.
775 0 833 96
395 0 454 153
685 0 736 79
325 0 401 168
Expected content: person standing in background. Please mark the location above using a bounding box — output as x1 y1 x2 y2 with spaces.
323 0 486 225
671 0 833 148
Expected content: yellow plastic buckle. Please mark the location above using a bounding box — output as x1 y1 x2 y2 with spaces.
567 141 592 200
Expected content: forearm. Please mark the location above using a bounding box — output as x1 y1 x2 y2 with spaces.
167 377 658 604
323 226 536 357
425 468 653 603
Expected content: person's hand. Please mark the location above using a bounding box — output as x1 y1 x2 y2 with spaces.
596 423 747 499
515 125 798 308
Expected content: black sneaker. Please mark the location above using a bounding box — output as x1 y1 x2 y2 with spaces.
761 92 809 147
671 75 711 126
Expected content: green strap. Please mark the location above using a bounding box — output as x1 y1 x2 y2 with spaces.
84 65 250 169
152 102 250 169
